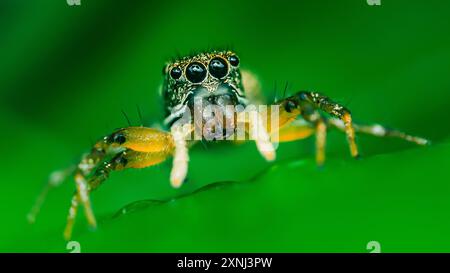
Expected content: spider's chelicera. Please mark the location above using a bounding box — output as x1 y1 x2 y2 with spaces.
28 49 430 240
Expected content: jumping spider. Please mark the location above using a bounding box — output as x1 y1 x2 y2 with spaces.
28 50 429 240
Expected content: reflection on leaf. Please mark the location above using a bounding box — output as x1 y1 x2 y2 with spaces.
112 163 284 218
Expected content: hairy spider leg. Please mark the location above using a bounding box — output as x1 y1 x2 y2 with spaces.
27 166 76 224
64 141 111 240
268 114 328 166
63 194 80 240
315 119 327 166
273 91 359 158
268 91 429 166
63 127 175 240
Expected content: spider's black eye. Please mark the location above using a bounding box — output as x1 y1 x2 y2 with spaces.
186 62 207 83
228 55 239 67
208 57 228 79
284 100 298 113
170 67 182 80
113 133 126 144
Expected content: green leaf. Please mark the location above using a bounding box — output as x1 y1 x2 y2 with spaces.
13 139 450 253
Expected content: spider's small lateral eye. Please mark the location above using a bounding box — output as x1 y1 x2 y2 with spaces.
170 67 182 80
113 133 126 144
186 62 207 83
228 55 240 67
208 57 228 79
284 100 298 113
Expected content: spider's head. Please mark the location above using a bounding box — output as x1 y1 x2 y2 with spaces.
161 50 247 127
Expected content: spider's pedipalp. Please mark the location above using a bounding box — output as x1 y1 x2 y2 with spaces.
170 124 193 188
247 110 276 161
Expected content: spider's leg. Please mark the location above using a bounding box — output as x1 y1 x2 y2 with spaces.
87 149 173 192
30 141 107 235
63 126 175 240
27 165 76 224
69 139 113 231
276 91 359 158
315 119 327 166
327 118 430 145
64 194 79 240
63 149 173 240
272 116 328 166
74 169 97 229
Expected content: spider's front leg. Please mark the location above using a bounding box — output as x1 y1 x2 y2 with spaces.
275 91 360 159
257 90 355 166
302 92 359 157
63 126 179 240
272 91 429 166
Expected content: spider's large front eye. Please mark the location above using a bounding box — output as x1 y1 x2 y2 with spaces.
170 67 182 80
208 57 228 79
186 62 207 83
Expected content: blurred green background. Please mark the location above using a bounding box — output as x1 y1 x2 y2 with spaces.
1 0 450 252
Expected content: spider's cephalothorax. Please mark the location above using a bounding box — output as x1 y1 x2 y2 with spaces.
28 49 430 240
161 51 247 129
